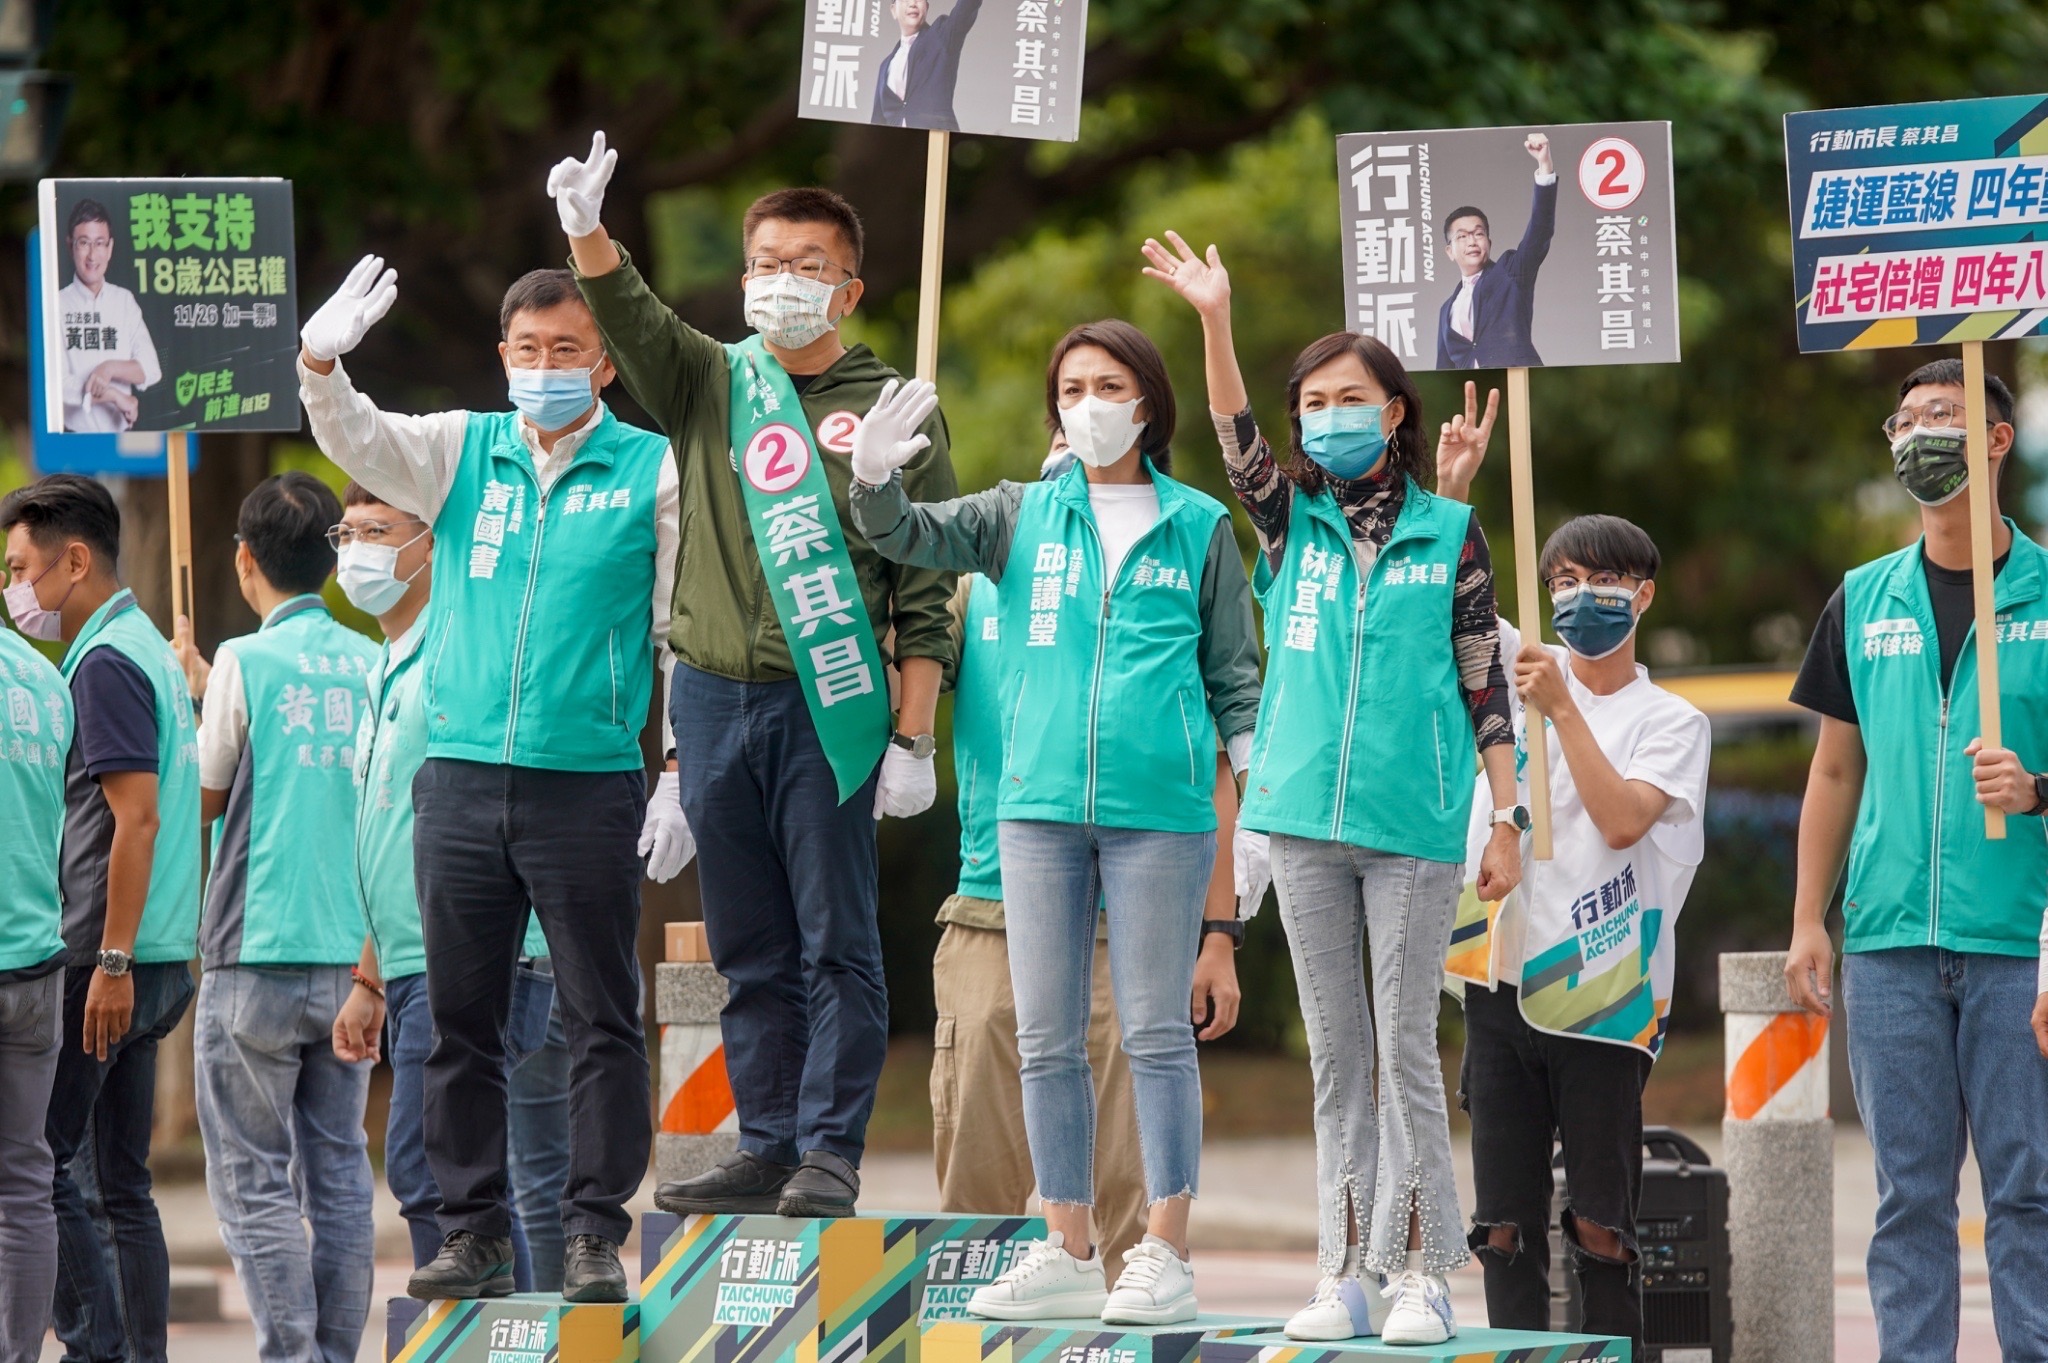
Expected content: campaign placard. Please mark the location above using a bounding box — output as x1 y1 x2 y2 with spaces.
1333 122 1678 371
1784 95 2048 352
37 177 299 434
797 0 1085 142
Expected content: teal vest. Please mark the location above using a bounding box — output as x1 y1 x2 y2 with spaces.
61 590 203 964
952 575 1004 899
1840 524 2048 957
421 407 669 772
201 597 376 968
1240 481 1476 862
0 629 72 972
995 460 1230 833
355 627 547 980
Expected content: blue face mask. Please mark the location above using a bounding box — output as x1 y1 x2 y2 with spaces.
1299 404 1387 481
507 365 597 432
1551 582 1643 660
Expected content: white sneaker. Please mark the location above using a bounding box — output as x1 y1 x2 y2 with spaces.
1283 1273 1389 1340
1379 1269 1455 1345
967 1234 1108 1320
1101 1235 1197 1325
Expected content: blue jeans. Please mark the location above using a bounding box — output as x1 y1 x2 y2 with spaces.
997 819 1211 1206
509 966 572 1292
194 965 373 1363
385 962 555 1281
1843 947 2048 1362
46 961 194 1363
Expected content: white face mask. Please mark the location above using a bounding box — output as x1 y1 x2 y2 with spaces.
336 533 426 617
1057 394 1147 468
744 272 847 350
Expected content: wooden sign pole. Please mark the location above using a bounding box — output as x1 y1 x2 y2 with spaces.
914 130 951 384
1506 366 1552 859
165 430 194 631
1962 340 2005 840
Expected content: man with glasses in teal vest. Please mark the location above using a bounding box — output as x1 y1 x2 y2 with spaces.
296 263 682 1302
1 473 200 1363
1786 358 2048 1360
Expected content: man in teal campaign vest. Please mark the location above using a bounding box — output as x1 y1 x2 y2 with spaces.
1786 359 2048 1359
554 134 959 1219
168 474 377 1363
2 473 200 1363
297 263 679 1302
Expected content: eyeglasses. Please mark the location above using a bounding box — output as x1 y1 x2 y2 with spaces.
1546 569 1637 599
1882 398 1966 440
505 341 603 369
1450 228 1488 246
326 518 423 550
745 255 852 283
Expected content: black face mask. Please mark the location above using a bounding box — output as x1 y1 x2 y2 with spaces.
1890 425 1970 507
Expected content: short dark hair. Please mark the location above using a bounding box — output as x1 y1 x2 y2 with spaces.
238 472 341 595
66 198 112 240
743 188 866 274
1444 206 1489 237
1283 331 1429 496
499 268 591 338
1899 357 2014 429
0 473 122 572
1044 319 1178 473
1540 513 1660 582
341 480 390 510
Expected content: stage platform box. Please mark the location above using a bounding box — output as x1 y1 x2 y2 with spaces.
1201 1327 1631 1363
923 1315 1283 1363
385 1293 640 1363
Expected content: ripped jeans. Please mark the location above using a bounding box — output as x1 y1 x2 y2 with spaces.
1272 835 1466 1276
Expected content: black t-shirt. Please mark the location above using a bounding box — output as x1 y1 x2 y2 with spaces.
58 646 161 962
1791 547 2009 724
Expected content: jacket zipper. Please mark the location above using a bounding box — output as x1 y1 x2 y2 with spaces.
1930 692 1948 946
1330 569 1369 838
503 483 548 763
1074 502 1179 824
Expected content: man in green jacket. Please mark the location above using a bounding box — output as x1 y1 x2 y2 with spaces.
552 134 957 1217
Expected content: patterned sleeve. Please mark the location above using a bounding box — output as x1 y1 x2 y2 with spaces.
1209 406 1291 572
1453 514 1513 751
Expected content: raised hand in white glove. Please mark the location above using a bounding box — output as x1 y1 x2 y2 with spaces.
1233 826 1271 918
850 377 940 486
547 131 617 240
873 742 937 819
638 771 697 883
301 255 397 363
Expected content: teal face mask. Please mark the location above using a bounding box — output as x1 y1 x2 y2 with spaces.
1300 404 1387 481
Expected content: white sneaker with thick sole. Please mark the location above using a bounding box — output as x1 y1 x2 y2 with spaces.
1101 1236 1197 1325
1283 1273 1389 1340
966 1234 1108 1320
1378 1269 1455 1345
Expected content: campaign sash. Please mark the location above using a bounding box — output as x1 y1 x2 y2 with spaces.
725 336 890 802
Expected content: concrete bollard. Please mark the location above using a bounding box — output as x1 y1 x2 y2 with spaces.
1720 950 1833 1363
654 960 738 1185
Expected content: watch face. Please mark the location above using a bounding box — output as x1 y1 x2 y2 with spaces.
1515 805 1532 831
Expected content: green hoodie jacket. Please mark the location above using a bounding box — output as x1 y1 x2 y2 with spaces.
573 249 959 683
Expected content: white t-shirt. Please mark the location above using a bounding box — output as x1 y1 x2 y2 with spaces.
888 31 917 99
1450 273 1480 340
57 277 161 433
1088 481 1161 583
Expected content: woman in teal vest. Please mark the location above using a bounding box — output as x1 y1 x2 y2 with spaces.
849 321 1261 1326
1147 233 1522 1346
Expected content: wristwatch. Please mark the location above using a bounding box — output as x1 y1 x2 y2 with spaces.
1201 919 1245 948
1491 806 1532 831
96 948 133 978
889 731 937 760
2029 772 2048 817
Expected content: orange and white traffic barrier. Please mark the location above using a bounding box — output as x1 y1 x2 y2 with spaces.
654 950 739 1184
1724 1007 1829 1122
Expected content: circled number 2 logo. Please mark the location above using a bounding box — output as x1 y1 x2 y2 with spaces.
1578 137 1646 211
743 424 812 494
817 410 863 454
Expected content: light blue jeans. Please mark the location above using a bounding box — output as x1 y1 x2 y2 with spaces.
194 965 373 1363
998 819 1212 1207
1843 947 2048 1362
1272 834 1467 1276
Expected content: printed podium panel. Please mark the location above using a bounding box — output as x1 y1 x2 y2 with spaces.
384 1294 639 1363
1201 1329 1630 1363
638 1211 1045 1363
922 1316 1283 1363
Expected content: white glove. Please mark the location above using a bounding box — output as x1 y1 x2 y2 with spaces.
547 131 616 240
638 771 696 883
873 742 937 819
301 255 397 363
851 378 939 486
1233 826 1271 918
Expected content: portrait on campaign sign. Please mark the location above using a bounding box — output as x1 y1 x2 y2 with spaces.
1334 121 1679 372
798 0 1085 142
37 177 299 434
1785 94 2048 352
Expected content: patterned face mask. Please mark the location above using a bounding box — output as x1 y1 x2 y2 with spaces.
743 272 849 350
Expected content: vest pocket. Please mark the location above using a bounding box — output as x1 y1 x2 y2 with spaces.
1253 683 1284 778
1178 691 1198 788
607 630 620 726
1433 712 1446 809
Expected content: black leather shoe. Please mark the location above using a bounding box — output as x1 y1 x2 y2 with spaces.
654 1150 798 1215
561 1234 628 1303
776 1151 860 1219
407 1230 514 1300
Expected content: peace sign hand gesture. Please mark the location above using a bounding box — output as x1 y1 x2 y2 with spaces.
1140 231 1232 319
1436 380 1500 502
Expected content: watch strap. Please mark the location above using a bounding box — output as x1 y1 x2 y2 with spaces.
1201 918 1245 945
